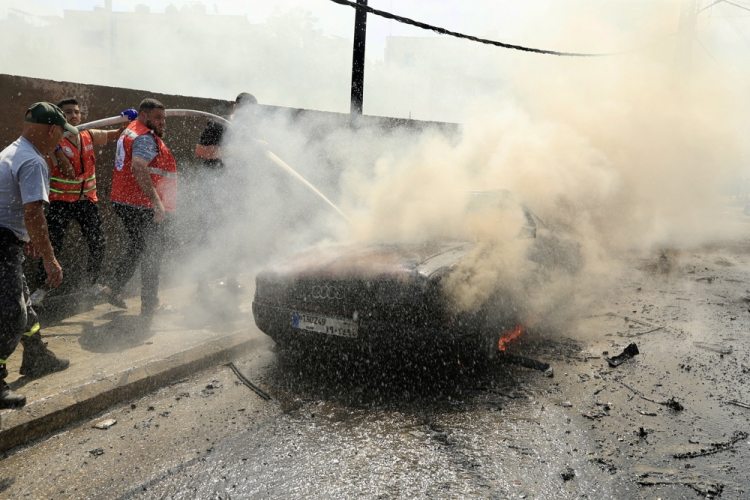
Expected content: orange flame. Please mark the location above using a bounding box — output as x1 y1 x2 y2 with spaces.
498 325 524 351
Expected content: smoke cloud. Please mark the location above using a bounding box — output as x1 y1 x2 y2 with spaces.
6 1 749 330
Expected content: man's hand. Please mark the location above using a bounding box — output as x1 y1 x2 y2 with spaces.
153 201 166 223
120 109 138 121
43 257 63 288
24 241 39 258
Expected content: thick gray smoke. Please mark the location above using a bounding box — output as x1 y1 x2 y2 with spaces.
10 1 747 331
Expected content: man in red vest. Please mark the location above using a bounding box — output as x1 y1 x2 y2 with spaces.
29 99 137 307
107 98 177 316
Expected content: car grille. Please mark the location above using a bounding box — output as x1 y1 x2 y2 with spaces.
255 276 446 327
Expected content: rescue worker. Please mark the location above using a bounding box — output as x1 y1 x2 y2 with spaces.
1 103 75 408
193 93 264 297
29 99 137 307
106 98 176 316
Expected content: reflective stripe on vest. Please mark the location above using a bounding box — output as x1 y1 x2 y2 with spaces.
148 168 176 179
49 131 98 202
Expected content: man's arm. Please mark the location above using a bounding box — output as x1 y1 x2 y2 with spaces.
131 156 165 223
195 144 221 160
24 201 62 287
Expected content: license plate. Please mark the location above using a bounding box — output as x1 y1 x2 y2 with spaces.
291 312 359 338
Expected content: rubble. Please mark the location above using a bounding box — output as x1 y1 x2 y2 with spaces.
673 431 748 459
495 351 550 372
93 419 117 430
693 342 732 355
605 343 639 367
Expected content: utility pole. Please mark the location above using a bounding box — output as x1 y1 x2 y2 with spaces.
674 0 700 76
350 0 368 116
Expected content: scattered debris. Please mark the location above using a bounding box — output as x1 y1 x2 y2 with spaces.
617 326 663 338
637 475 723 497
638 410 657 417
725 399 750 410
560 466 575 482
605 343 639 367
695 276 715 283
693 342 732 355
673 431 748 459
590 458 617 474
227 362 272 401
582 410 608 420
605 312 652 328
619 382 684 411
93 419 117 430
495 351 550 372
88 448 104 457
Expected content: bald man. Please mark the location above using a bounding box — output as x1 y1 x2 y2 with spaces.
0 102 74 409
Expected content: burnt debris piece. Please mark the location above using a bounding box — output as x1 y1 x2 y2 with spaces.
495 351 550 372
693 341 733 355
673 431 748 459
605 343 639 367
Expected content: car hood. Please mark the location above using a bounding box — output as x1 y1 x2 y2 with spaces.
260 240 475 281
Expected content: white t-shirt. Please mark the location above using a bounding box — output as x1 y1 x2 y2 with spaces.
0 137 50 241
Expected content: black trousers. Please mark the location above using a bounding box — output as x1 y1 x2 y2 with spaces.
0 229 37 363
38 200 106 287
108 204 168 309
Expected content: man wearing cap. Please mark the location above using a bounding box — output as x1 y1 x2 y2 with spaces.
0 102 74 409
28 99 137 308
106 98 177 316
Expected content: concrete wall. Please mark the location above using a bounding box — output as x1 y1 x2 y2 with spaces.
0 74 458 302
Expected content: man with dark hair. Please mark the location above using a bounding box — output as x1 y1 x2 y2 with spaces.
192 93 264 298
0 103 74 408
29 98 137 307
195 92 259 169
107 98 177 316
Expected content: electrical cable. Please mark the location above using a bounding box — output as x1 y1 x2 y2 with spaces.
327 0 612 57
719 3 750 48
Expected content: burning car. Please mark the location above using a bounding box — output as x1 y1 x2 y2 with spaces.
252 191 579 365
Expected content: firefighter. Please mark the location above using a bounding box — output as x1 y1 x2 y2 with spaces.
105 98 177 316
0 103 75 408
29 99 137 307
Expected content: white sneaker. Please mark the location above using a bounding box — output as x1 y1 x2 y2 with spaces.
29 288 46 307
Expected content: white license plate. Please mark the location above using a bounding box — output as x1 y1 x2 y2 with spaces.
291 312 359 338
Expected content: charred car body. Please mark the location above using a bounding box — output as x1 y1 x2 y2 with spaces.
252 191 579 364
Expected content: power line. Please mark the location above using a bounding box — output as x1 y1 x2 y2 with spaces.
326 0 609 57
719 2 750 48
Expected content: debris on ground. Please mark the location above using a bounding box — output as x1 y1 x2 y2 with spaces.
637 474 724 498
695 276 715 283
88 448 104 457
693 341 733 355
495 351 550 372
617 326 663 338
93 419 117 430
605 343 639 367
673 431 748 459
619 382 684 411
725 399 750 410
560 466 575 482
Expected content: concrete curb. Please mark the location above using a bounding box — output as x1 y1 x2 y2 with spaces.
0 330 259 454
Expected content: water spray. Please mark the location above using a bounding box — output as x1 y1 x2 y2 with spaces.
72 109 353 225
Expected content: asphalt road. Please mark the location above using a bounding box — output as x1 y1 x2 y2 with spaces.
2 243 750 499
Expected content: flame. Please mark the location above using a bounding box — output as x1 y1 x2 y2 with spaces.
498 325 524 352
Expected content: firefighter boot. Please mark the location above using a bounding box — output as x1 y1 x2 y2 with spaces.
0 365 26 409
20 332 70 378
